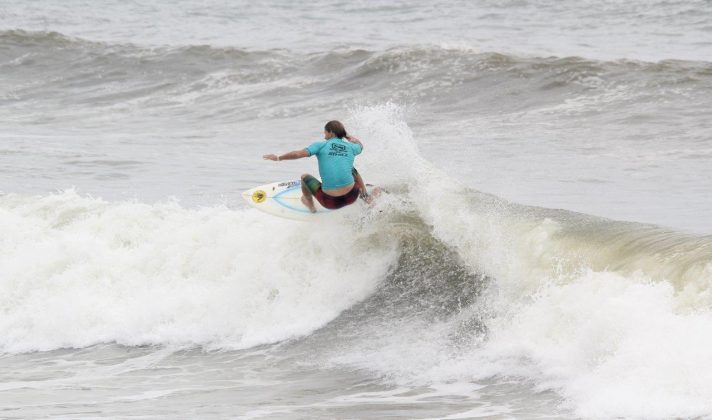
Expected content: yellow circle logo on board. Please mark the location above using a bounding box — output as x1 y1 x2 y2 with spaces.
252 190 266 203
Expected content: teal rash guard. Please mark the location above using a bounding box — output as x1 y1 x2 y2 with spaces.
305 137 362 190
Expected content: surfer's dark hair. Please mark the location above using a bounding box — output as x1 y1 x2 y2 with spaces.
324 120 347 138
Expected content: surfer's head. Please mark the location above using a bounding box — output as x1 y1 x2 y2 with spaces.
324 120 347 139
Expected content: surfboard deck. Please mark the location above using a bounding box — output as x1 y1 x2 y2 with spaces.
242 180 376 221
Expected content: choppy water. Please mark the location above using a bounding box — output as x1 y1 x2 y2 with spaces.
1 1 712 419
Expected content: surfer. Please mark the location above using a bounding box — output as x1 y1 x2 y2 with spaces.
263 120 368 213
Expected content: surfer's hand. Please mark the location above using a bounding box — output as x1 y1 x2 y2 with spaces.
263 154 279 161
346 135 361 145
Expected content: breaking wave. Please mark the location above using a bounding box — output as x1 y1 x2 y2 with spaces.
1 104 712 418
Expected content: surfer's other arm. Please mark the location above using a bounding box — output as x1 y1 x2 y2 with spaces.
345 134 363 151
263 149 309 161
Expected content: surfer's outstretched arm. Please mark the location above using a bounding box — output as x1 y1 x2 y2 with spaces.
263 149 309 161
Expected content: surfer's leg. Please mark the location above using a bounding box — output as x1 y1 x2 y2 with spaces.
300 174 319 213
352 167 372 204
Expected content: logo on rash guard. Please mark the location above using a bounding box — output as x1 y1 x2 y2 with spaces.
328 143 348 157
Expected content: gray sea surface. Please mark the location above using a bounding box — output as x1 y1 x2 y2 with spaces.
1 1 712 419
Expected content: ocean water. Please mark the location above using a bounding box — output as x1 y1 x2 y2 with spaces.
1 1 712 418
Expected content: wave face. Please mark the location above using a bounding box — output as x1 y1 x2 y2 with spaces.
2 106 712 418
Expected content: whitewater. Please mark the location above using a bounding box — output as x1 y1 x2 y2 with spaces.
1 1 712 419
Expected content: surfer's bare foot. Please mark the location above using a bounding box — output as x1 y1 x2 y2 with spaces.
365 187 381 206
301 196 317 213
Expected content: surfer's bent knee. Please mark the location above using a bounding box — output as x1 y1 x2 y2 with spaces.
301 174 321 195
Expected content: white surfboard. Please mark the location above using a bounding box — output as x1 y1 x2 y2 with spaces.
242 180 375 221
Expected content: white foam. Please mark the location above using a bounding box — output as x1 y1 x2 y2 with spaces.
0 190 398 353
470 272 712 418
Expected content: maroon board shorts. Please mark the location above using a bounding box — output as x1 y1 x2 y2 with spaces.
302 174 361 210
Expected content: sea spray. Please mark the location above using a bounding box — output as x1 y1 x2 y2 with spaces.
319 105 712 419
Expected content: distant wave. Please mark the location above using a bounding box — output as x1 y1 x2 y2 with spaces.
2 29 711 118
